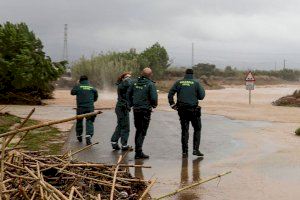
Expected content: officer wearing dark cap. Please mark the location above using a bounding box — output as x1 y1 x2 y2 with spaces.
168 69 205 157
71 75 98 145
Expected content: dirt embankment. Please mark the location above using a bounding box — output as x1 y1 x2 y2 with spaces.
156 77 224 92
210 75 299 86
273 90 300 107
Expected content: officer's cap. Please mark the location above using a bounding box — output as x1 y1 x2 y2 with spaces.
185 69 194 74
79 75 88 82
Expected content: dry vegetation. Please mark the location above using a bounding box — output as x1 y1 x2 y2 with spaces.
1 150 149 199
0 109 153 199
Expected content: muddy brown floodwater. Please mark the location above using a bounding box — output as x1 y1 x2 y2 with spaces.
46 85 300 123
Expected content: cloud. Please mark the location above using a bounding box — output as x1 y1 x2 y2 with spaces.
1 0 300 69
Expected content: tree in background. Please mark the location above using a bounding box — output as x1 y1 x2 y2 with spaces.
71 42 170 88
71 51 140 89
0 22 65 104
138 42 170 79
254 68 300 81
193 63 220 78
184 62 300 81
224 66 238 77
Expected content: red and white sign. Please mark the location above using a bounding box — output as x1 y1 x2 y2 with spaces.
245 71 255 90
245 71 255 82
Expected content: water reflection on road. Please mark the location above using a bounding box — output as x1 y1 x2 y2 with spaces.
65 110 300 200
176 158 203 200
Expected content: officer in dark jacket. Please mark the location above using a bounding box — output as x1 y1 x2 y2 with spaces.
111 72 132 151
127 68 158 159
71 75 98 145
168 69 205 157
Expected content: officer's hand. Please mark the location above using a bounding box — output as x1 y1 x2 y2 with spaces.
170 104 178 110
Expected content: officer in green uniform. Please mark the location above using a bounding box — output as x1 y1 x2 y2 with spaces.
111 72 132 151
71 75 98 145
168 69 205 157
127 68 158 159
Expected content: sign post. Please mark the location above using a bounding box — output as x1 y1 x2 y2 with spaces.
245 71 255 104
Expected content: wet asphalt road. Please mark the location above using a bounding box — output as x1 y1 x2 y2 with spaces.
65 110 299 200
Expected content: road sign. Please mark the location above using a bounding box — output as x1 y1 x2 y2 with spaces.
245 71 255 82
246 81 254 90
245 71 255 104
245 71 255 91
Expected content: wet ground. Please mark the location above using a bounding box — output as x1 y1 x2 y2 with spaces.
65 110 300 200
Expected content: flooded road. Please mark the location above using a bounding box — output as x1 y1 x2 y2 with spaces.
65 110 300 200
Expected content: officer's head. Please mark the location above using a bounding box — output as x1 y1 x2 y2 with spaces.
185 69 193 75
117 72 132 83
79 75 88 83
142 67 153 78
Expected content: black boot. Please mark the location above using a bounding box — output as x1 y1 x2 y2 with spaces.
182 149 188 158
121 145 133 151
111 143 120 150
135 151 149 159
86 137 92 145
182 146 189 158
193 150 204 157
77 136 82 143
182 152 188 158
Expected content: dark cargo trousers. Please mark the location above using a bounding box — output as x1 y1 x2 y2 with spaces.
177 107 202 153
76 107 95 139
111 105 130 146
133 109 152 152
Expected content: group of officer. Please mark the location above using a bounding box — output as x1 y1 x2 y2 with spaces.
71 67 205 159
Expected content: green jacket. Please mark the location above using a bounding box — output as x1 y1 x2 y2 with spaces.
127 76 158 110
168 74 205 108
71 80 98 108
116 77 132 107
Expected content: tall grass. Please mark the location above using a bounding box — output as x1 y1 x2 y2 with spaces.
71 52 140 89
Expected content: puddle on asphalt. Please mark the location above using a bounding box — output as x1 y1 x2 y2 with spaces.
65 111 274 199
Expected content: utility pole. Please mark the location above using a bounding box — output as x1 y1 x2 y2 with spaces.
63 24 68 63
275 61 277 71
191 42 194 67
283 59 286 69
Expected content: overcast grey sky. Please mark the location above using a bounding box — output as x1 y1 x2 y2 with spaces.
1 0 300 69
